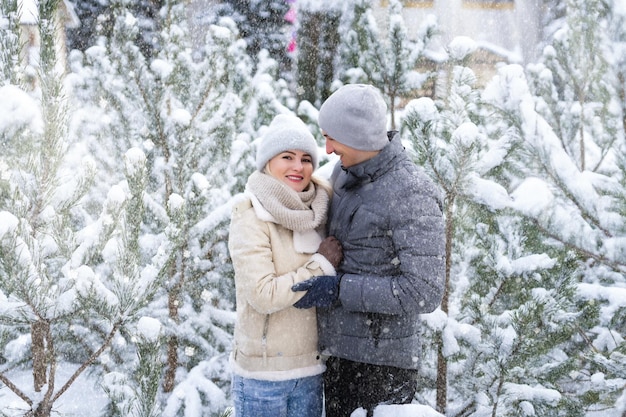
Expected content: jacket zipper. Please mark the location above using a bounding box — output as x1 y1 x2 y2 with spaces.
262 314 269 365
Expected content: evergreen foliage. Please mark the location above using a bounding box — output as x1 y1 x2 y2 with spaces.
528 0 618 172
65 0 110 52
66 0 294 414
0 1 163 416
68 1 254 413
403 59 588 416
295 4 341 106
215 0 291 74
67 0 163 57
491 0 626 412
401 0 626 410
339 0 436 128
0 0 21 85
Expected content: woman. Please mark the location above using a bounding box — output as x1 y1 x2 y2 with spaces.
228 114 342 417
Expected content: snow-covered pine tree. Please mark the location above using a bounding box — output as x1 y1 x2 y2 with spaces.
468 0 626 412
294 0 342 106
0 1 173 416
402 39 590 416
528 0 626 413
476 70 624 416
66 0 300 414
338 0 435 129
610 2 626 130
65 0 113 52
528 0 619 173
0 0 21 85
487 0 626 413
215 0 291 75
67 0 163 58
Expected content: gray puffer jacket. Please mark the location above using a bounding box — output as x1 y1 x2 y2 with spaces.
318 132 445 370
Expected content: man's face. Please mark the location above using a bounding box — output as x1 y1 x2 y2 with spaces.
324 134 360 168
324 134 379 168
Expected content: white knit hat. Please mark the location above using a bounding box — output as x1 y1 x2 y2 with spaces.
256 114 319 171
318 84 388 151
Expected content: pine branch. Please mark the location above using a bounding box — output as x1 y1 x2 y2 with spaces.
0 372 32 406
51 318 123 403
528 216 625 273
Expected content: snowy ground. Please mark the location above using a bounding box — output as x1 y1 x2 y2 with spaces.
0 366 107 416
0 364 445 417
4 364 613 417
351 404 444 417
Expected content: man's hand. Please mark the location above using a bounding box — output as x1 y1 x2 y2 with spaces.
317 236 343 268
291 275 340 309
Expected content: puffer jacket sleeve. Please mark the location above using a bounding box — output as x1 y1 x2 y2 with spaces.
229 198 330 314
338 173 446 316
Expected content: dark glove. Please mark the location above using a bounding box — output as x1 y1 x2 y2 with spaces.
291 275 340 309
317 236 343 268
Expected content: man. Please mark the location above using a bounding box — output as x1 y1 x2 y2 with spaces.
292 84 445 417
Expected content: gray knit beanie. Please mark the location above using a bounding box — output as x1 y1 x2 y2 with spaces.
318 84 388 151
256 114 319 171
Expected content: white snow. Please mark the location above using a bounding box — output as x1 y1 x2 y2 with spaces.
448 36 478 61
298 0 343 12
467 174 512 210
151 58 174 79
350 404 445 417
0 365 108 415
168 193 185 212
124 11 137 27
510 253 556 274
578 283 626 323
106 184 128 209
191 172 211 191
4 334 30 362
510 177 554 217
0 211 19 239
125 147 147 176
17 0 38 25
137 316 161 342
170 108 192 126
404 96 438 123
0 85 43 134
502 382 561 406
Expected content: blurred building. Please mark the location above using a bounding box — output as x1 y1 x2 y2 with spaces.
17 0 79 80
372 0 545 87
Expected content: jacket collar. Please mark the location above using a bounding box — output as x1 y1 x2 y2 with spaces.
341 131 404 189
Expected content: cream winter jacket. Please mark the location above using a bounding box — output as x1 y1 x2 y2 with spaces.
228 181 335 381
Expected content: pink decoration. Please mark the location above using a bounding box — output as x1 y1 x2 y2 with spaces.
287 39 297 53
285 1 297 52
285 8 297 23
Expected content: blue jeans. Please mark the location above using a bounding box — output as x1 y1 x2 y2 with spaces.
231 374 323 417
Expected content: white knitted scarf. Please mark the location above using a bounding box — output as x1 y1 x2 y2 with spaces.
245 171 329 232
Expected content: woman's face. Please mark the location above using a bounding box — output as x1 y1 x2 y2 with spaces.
267 149 314 192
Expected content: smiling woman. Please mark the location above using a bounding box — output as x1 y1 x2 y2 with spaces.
227 113 342 417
